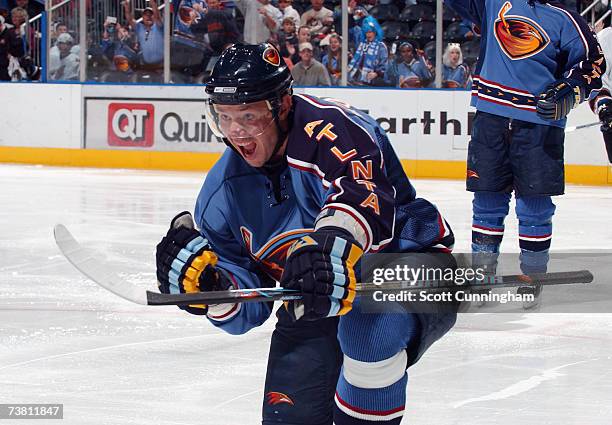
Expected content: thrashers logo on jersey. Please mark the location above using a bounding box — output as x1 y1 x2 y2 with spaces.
286 235 318 257
494 1 550 60
240 227 312 281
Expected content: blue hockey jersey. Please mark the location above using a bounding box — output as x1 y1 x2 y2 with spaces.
446 0 605 127
194 94 453 335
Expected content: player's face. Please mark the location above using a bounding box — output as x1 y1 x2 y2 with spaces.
213 101 279 167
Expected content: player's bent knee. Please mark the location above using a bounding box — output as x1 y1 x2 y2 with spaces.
338 310 419 362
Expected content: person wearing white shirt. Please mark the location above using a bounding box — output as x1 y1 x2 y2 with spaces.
278 0 300 28
300 0 333 37
48 32 80 81
235 0 282 44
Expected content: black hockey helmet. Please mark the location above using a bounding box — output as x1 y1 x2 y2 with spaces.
204 43 294 169
205 43 293 105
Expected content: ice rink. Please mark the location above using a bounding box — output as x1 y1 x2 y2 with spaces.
1 163 611 425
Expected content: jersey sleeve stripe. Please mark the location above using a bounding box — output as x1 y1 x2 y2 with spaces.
207 272 241 322
329 177 346 202
286 155 331 188
207 302 241 321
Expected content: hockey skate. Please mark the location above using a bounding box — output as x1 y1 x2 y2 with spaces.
518 283 543 310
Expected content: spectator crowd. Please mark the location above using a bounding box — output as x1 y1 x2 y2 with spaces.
0 0 42 81
0 0 485 87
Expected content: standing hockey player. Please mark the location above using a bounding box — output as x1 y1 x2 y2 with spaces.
592 25 612 163
155 43 456 424
446 0 606 308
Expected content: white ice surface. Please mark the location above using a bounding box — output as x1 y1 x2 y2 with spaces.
1 164 611 425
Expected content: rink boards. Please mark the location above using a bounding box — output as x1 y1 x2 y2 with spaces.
0 83 609 185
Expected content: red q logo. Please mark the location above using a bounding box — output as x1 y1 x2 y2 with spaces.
107 103 155 147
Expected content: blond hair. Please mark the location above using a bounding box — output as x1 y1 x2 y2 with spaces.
443 43 463 68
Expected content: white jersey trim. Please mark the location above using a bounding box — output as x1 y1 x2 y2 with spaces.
207 302 241 322
320 203 373 251
315 205 367 249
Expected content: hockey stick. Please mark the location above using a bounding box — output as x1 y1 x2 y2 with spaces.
54 224 594 307
144 270 593 306
565 121 599 133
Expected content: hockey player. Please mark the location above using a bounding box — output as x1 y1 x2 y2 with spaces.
445 0 606 308
155 43 456 424
592 24 612 163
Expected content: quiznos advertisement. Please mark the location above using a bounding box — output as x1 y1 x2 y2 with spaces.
83 89 475 159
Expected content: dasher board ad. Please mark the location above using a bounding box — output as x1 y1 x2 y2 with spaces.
83 97 226 152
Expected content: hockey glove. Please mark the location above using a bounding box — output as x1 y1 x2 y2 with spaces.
156 211 231 315
536 78 585 121
280 228 363 321
596 97 612 132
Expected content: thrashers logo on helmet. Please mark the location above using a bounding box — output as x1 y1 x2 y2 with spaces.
262 44 281 67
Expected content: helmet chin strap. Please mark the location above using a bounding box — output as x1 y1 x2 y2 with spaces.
259 94 294 175
260 119 289 174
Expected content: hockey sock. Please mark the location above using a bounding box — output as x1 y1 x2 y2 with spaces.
516 195 555 274
471 192 511 273
334 305 418 424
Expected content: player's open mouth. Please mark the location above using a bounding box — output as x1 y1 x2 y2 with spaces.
235 141 257 159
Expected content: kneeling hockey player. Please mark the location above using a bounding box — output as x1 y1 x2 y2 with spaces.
155 43 456 424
